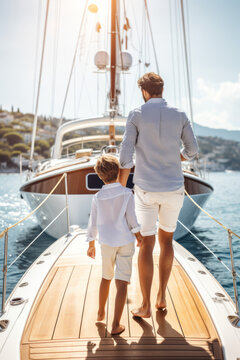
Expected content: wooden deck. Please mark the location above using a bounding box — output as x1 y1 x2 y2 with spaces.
21 247 223 359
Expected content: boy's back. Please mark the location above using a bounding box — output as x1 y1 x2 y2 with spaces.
89 183 139 247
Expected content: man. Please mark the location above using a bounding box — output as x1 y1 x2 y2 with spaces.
119 72 198 318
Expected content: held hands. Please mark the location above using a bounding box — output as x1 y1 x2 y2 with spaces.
135 231 144 247
87 240 96 259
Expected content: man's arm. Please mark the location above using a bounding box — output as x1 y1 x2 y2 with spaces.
119 168 131 187
119 110 138 187
181 113 198 161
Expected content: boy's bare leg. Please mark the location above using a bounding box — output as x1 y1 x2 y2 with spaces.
131 235 155 318
156 228 174 310
111 279 127 335
98 278 111 321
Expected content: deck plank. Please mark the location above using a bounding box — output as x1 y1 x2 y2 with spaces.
53 265 92 340
128 263 156 337
151 264 183 338
80 265 106 339
29 267 73 341
21 237 223 359
22 267 58 343
168 266 210 338
106 279 130 337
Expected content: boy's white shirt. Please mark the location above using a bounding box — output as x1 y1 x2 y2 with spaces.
87 182 140 247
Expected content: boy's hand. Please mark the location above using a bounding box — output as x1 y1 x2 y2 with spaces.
87 240 96 259
135 231 143 247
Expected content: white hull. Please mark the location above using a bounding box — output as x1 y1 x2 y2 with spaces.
22 190 211 240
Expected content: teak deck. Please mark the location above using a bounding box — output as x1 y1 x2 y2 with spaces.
21 247 223 359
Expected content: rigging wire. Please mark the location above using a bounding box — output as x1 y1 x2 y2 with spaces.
178 1 188 112
58 0 88 127
30 0 50 164
32 0 42 113
169 0 177 105
144 0 159 74
186 0 193 92
175 1 182 107
51 0 61 120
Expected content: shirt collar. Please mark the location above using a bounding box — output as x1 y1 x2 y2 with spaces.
146 97 166 104
102 182 121 189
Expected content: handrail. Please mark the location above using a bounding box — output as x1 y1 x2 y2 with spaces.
182 188 240 327
177 219 240 279
1 172 69 315
0 173 66 239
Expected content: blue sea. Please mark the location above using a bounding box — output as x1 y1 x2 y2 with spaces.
0 172 239 306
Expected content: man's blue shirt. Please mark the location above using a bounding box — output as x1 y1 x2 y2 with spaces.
119 98 198 192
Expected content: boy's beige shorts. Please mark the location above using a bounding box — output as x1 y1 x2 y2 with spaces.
101 242 135 283
134 184 185 235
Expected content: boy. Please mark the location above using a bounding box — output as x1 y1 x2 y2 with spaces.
87 154 142 335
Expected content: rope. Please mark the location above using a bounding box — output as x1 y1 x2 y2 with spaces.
8 207 67 269
184 189 240 240
0 173 66 239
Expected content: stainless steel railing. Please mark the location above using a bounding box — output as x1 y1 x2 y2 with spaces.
0 172 70 315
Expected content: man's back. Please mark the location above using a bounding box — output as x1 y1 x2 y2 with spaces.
120 98 198 192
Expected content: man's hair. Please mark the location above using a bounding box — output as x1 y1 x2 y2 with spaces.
137 72 164 96
94 155 119 183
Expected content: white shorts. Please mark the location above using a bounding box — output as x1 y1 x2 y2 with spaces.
134 185 184 235
100 242 135 283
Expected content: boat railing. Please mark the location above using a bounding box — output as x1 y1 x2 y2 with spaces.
0 173 70 317
178 189 240 328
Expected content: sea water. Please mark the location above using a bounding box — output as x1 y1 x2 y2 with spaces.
0 172 239 304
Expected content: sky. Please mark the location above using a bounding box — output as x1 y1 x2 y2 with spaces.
0 0 240 130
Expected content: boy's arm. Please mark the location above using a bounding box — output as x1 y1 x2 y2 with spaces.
125 193 143 246
86 196 97 258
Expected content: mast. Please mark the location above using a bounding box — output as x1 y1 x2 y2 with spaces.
29 0 50 168
109 0 120 145
180 0 194 129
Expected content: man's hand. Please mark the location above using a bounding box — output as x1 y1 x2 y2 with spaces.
135 231 144 247
180 153 187 162
87 241 96 259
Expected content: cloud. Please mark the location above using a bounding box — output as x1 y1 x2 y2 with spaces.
193 74 240 130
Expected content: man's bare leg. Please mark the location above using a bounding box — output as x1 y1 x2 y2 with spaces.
132 235 155 318
156 228 174 309
97 278 111 321
111 279 127 335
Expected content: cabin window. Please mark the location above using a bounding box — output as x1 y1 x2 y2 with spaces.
86 173 134 190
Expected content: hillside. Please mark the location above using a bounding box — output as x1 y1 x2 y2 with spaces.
0 108 240 171
194 123 240 142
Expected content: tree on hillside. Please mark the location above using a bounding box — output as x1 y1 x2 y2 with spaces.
0 150 12 165
35 139 50 153
12 143 29 153
0 127 13 137
3 132 24 145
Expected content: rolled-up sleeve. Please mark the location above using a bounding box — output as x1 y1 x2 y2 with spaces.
126 193 141 233
181 113 198 160
120 110 138 169
86 196 98 242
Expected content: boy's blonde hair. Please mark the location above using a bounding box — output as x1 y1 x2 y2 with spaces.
94 155 119 183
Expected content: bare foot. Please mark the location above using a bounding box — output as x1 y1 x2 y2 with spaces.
155 293 167 310
111 324 125 335
131 307 151 318
97 310 105 321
